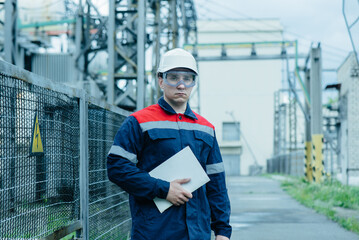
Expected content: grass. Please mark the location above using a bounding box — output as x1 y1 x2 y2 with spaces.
60 232 76 240
279 176 359 235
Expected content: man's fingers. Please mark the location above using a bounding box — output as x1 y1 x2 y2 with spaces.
176 178 191 184
166 178 193 206
179 194 190 202
174 178 193 199
173 193 191 206
183 191 192 199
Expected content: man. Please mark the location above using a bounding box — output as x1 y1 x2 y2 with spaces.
107 48 231 240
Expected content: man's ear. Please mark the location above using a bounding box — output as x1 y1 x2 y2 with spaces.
158 77 164 89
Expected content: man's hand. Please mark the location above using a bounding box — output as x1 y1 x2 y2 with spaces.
215 235 229 240
166 178 192 206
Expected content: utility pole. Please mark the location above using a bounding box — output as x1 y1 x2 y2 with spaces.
170 0 178 48
136 0 146 110
304 69 313 182
152 1 161 104
310 45 324 183
75 0 85 85
107 0 115 104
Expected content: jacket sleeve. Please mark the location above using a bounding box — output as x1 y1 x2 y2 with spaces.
107 116 170 200
206 132 232 238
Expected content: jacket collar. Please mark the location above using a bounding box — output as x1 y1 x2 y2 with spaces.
158 97 198 120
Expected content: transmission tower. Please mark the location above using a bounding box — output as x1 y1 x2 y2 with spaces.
75 0 197 110
1 0 197 111
343 0 359 65
150 0 198 105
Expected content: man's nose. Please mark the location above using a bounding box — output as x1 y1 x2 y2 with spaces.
177 82 186 89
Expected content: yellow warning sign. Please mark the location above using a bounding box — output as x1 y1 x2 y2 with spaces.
30 112 44 156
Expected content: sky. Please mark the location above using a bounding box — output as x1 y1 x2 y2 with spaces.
194 0 354 70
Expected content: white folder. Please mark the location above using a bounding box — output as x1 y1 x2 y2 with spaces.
149 146 210 213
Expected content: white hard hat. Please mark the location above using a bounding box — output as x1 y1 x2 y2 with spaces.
157 48 198 75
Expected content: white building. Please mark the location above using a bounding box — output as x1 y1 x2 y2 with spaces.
337 52 359 185
191 19 284 175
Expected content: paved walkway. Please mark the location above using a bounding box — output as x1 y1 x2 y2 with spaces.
227 176 359 240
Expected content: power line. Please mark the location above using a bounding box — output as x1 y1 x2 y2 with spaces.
196 1 284 37
196 3 283 42
203 0 350 54
20 0 63 11
195 0 351 59
283 31 351 55
196 3 346 65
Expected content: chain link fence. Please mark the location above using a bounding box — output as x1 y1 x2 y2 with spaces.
0 60 131 239
266 151 304 177
88 105 131 240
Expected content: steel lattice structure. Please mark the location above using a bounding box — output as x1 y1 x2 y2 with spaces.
1 0 198 111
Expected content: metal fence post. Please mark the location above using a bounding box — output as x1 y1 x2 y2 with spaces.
79 91 89 239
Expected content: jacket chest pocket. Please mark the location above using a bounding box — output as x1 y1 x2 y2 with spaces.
147 129 178 141
193 131 213 164
145 129 180 162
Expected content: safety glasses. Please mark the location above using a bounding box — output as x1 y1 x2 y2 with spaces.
163 71 197 88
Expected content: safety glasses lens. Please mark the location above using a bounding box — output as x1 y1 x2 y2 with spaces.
164 71 197 87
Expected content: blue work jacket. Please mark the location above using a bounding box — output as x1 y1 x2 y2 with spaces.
107 97 231 240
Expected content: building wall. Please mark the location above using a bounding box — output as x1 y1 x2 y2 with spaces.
338 52 359 183
220 142 242 176
192 19 283 175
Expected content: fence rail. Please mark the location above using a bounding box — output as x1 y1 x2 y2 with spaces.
0 60 131 239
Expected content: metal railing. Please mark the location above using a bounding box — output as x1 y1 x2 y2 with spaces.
0 60 131 239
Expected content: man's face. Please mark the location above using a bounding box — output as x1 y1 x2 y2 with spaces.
159 68 195 106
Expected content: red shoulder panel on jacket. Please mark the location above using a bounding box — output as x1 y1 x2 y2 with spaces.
193 112 214 129
131 104 215 130
131 104 176 123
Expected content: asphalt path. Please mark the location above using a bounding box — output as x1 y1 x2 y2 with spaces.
227 176 359 240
